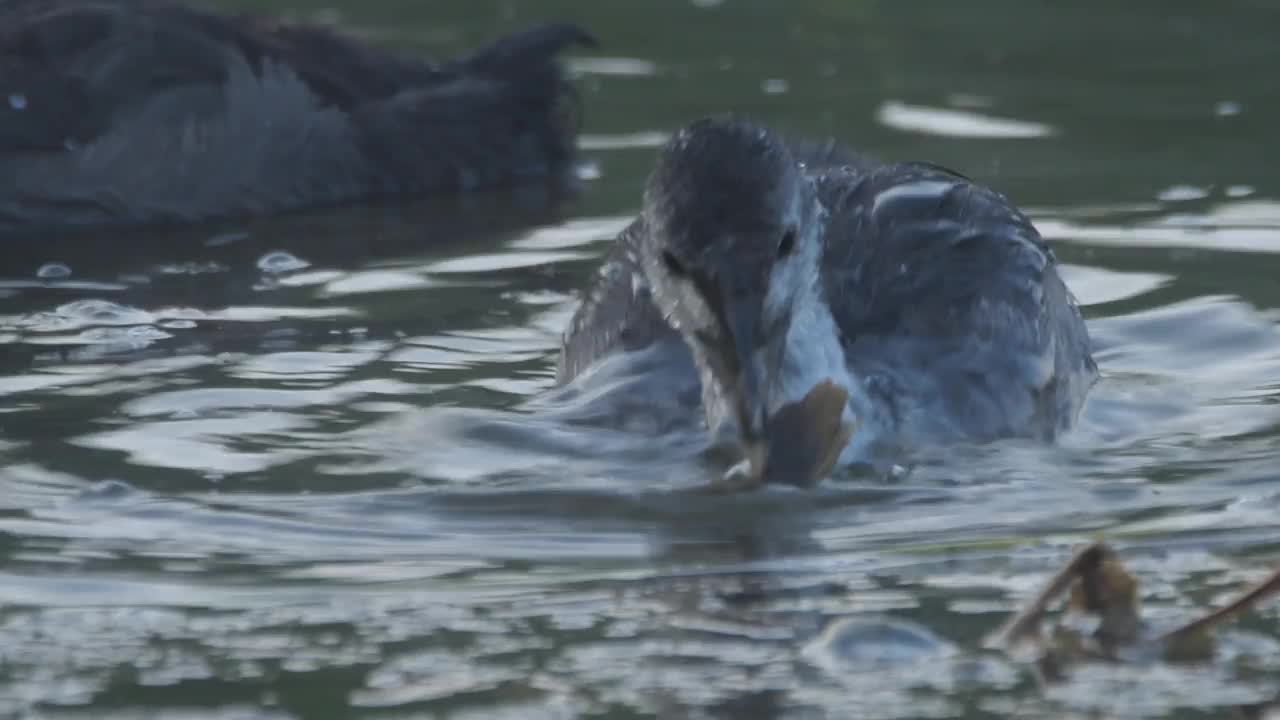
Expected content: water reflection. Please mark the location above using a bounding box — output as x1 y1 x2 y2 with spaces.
3 185 1280 718
875 100 1057 139
3 0 1280 717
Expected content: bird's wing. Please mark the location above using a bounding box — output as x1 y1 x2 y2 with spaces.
818 162 1095 438
556 220 680 385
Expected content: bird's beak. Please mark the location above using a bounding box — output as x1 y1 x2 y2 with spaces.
725 300 767 445
716 291 855 488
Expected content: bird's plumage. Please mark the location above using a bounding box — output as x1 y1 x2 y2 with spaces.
0 0 595 233
557 120 1096 472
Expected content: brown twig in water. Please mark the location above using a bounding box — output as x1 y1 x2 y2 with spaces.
1160 564 1280 646
986 541 1112 648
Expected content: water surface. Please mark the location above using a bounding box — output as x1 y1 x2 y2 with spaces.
3 1 1280 718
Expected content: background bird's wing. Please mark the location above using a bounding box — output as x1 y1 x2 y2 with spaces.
0 0 446 152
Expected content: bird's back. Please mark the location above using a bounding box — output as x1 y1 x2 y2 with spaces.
0 0 429 142
810 161 1096 443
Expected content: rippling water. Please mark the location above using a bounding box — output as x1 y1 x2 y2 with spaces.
4 1 1280 718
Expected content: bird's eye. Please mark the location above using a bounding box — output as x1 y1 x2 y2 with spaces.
661 250 688 278
777 228 797 258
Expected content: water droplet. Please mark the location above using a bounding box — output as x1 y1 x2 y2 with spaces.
36 262 71 279
257 251 310 273
59 299 153 326
205 230 250 247
75 479 136 501
1226 185 1255 198
1215 100 1242 117
63 138 79 151
761 78 789 95
8 93 26 110
575 160 602 181
160 319 197 330
158 261 227 276
1157 185 1209 203
457 167 479 190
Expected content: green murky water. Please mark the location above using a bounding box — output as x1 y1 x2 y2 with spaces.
3 1 1280 718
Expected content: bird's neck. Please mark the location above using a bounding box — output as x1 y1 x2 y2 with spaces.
767 284 858 418
773 288 888 467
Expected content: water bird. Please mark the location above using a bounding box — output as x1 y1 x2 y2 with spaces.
555 116 1097 489
0 0 595 233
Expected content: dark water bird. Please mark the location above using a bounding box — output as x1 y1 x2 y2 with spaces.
555 116 1097 488
0 0 595 234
